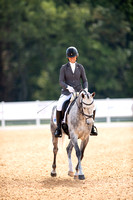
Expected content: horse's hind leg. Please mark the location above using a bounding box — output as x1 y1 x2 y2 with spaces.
50 106 58 177
51 136 58 177
66 140 74 177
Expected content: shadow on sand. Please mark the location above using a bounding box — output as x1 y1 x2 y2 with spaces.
40 176 85 188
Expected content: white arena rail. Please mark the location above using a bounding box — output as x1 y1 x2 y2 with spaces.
0 98 133 127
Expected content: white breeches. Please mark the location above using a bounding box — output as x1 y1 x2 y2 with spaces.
56 94 72 111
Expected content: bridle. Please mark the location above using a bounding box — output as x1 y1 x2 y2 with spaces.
81 99 94 119
76 91 94 120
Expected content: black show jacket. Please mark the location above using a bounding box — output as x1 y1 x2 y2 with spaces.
59 62 88 95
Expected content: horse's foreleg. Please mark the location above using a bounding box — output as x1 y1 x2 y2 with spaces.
73 142 85 180
80 137 89 160
66 140 74 177
74 137 89 179
51 137 58 177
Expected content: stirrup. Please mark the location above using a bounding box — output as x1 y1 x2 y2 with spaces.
54 128 62 138
90 125 98 136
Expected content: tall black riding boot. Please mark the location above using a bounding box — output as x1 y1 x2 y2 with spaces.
90 110 98 136
54 111 62 138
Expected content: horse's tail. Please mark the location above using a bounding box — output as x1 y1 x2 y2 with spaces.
50 105 67 151
50 105 57 134
58 134 66 153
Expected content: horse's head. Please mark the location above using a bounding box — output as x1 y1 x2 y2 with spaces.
78 90 95 124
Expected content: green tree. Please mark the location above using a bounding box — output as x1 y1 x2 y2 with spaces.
0 0 132 101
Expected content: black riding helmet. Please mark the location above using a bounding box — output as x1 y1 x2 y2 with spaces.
66 46 79 58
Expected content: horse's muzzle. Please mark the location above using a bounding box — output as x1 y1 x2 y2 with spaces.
86 118 94 125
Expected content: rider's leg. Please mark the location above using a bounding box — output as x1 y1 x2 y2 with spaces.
55 94 71 138
90 110 98 136
54 110 62 137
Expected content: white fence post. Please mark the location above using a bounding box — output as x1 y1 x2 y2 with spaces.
1 101 5 127
106 98 111 123
36 100 40 126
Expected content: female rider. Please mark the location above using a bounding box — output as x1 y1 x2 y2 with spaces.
55 46 98 137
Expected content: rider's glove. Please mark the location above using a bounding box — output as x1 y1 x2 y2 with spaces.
67 85 75 93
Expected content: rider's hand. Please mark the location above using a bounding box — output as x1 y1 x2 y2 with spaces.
67 85 75 93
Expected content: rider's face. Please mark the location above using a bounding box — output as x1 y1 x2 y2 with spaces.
68 56 77 63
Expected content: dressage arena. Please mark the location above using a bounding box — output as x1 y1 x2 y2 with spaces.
0 124 133 200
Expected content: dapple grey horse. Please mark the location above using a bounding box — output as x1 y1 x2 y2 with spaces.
50 90 95 180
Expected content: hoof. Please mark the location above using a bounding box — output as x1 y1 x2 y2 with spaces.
74 175 78 179
51 171 57 177
78 175 85 180
68 171 74 177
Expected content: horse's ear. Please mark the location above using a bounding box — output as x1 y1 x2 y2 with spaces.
91 92 95 97
81 92 85 99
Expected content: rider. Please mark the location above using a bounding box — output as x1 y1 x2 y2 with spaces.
54 46 98 137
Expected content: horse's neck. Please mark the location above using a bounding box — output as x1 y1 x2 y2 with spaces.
74 97 82 114
76 96 81 109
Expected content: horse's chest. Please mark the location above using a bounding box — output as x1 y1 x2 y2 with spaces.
78 123 90 139
70 119 90 140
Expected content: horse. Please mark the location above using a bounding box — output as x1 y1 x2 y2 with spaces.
50 90 95 180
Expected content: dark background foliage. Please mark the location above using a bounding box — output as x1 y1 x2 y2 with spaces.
0 0 133 101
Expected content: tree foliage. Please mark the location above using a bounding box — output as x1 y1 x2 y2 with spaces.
0 0 132 101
